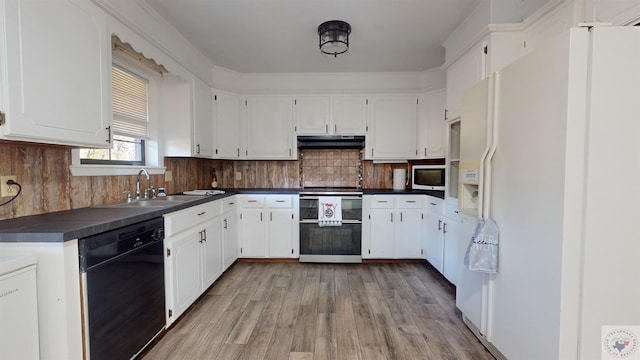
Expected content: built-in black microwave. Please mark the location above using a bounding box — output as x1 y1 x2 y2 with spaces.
412 165 446 191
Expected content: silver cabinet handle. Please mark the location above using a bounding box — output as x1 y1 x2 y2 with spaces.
275 200 285 202
270 212 273 221
390 213 393 222
106 126 111 143
400 212 403 222
443 222 447 234
248 200 258 203
197 211 206 216
438 219 442 230
223 219 228 229
430 202 437 206
326 124 329 134
260 212 263 221
334 124 337 133
237 148 240 157
406 200 416 203
196 144 200 154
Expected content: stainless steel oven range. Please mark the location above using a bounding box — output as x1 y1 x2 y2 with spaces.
299 188 363 263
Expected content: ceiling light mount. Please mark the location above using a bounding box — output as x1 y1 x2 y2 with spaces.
318 20 351 57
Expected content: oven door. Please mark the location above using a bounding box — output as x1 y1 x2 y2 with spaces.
299 196 362 263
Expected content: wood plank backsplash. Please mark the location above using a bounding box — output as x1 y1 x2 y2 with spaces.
0 141 405 220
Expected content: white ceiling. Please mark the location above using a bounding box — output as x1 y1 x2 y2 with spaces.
143 0 483 73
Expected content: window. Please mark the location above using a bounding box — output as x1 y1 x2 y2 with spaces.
80 65 149 165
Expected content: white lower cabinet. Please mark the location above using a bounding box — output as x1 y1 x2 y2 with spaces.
363 195 425 259
424 196 446 274
238 194 299 258
442 209 459 285
222 197 239 270
164 201 223 325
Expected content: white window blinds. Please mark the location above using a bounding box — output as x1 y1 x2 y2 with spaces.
112 65 149 138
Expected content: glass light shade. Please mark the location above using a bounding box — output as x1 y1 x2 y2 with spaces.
318 20 351 57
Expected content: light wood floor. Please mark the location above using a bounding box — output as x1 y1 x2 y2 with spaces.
143 261 495 360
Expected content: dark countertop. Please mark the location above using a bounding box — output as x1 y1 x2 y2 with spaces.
363 189 445 199
0 192 234 243
0 188 444 243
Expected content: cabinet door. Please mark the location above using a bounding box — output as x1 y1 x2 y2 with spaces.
445 42 485 120
332 95 367 134
268 209 294 257
294 96 330 135
192 79 214 157
442 216 459 285
222 211 238 270
366 96 418 159
245 96 295 159
214 91 241 158
424 203 444 272
201 220 223 290
418 89 446 158
368 209 395 258
166 231 202 325
239 209 267 257
395 209 424 258
0 0 111 147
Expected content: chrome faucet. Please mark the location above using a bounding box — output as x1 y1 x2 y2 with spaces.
136 168 150 199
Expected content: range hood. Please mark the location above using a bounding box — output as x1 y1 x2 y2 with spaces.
297 135 365 149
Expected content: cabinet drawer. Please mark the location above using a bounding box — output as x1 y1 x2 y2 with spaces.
425 196 444 214
164 201 222 237
266 195 292 208
222 196 237 213
397 196 424 209
369 196 395 209
445 205 460 219
238 195 265 208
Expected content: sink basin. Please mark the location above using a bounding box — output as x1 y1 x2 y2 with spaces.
110 199 187 207
92 194 205 209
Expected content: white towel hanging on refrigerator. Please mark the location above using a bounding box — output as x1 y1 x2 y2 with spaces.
464 217 499 273
318 196 342 226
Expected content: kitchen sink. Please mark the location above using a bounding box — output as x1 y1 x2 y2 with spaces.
108 199 188 207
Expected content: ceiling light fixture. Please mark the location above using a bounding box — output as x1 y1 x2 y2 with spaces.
318 20 351 57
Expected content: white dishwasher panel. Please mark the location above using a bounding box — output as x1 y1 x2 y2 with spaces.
0 254 39 360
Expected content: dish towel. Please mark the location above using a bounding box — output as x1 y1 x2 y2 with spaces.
318 196 342 227
464 217 499 273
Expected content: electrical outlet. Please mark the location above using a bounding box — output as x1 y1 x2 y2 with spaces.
165 170 173 182
235 172 242 181
1 175 17 197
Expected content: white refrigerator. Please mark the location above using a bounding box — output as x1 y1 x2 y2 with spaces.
456 26 640 360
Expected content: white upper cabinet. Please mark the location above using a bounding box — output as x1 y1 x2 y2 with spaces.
162 76 214 158
192 78 214 157
332 95 367 134
445 31 524 121
245 95 295 159
294 95 367 135
294 96 331 135
214 90 241 158
417 89 447 159
0 0 111 147
445 41 486 121
365 95 418 160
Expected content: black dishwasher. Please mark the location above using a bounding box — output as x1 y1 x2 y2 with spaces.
79 217 165 360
